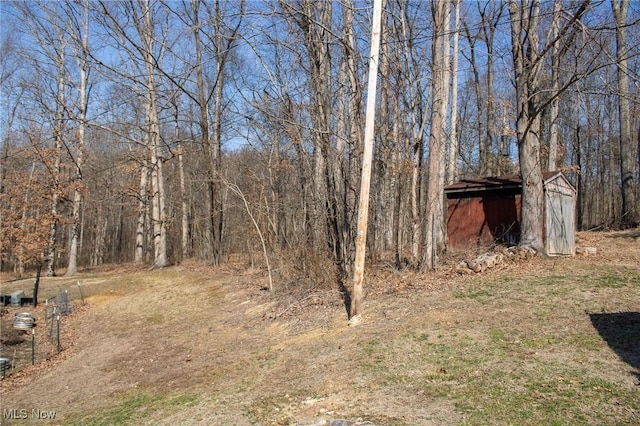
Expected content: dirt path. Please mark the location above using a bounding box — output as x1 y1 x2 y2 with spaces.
1 264 463 424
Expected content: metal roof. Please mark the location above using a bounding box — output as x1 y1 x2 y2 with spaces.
444 171 570 194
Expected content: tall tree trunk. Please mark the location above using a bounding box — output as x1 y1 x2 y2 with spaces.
462 18 484 176
93 207 107 266
397 1 427 266
210 0 227 265
174 102 190 261
67 0 89 276
18 161 38 276
190 0 215 259
480 3 503 176
435 0 452 261
447 0 460 185
292 0 340 262
547 0 562 171
335 0 360 278
190 0 242 265
508 0 545 251
575 123 583 230
612 0 638 227
148 93 167 268
139 0 167 268
423 0 448 271
47 40 66 277
134 158 149 264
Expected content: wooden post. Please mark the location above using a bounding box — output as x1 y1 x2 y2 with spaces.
32 263 42 307
349 0 383 324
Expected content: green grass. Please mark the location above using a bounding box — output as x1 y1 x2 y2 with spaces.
454 289 494 300
6 254 638 426
592 269 638 288
66 391 198 426
348 263 640 425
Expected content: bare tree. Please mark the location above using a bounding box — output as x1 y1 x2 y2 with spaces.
15 2 72 276
546 0 562 171
96 0 169 267
611 0 638 227
447 0 461 186
508 0 591 250
422 0 449 271
395 1 429 266
480 1 505 176
66 0 90 276
0 24 26 274
171 94 190 261
163 0 244 265
140 0 167 268
3 0 638 281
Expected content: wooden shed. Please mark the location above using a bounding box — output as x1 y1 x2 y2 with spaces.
444 171 576 255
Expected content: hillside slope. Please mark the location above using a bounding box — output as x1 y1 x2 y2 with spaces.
1 231 639 425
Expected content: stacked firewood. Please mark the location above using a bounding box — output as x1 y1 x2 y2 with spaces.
455 246 537 274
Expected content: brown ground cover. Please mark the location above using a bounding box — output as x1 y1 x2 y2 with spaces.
1 230 638 425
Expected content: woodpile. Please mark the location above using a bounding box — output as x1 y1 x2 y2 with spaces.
575 246 597 255
455 246 537 274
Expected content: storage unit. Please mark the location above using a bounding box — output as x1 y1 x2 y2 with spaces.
444 171 576 255
543 172 577 256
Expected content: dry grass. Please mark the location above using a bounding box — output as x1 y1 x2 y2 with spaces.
1 231 639 425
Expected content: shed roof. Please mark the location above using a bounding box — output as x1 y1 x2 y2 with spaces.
444 170 573 195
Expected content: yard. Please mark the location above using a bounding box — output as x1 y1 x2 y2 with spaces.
1 231 639 425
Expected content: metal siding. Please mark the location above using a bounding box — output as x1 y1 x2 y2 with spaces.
447 193 521 249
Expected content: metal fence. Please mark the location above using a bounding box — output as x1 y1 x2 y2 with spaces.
1 284 85 377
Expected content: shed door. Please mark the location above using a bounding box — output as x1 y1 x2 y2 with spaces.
545 189 575 255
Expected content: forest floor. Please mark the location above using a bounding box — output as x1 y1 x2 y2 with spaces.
1 230 639 425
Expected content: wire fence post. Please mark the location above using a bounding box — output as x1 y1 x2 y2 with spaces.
77 281 85 305
56 315 61 353
31 328 35 365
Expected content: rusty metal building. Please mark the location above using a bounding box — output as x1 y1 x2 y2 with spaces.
444 171 576 255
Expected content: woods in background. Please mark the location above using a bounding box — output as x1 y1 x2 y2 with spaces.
1 0 638 288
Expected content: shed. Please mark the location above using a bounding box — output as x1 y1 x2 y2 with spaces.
444 171 576 255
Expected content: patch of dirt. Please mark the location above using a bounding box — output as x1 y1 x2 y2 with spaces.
1 231 638 425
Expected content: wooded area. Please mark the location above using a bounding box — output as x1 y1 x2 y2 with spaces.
1 1 638 289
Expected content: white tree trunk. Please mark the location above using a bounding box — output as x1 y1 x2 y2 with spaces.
47 38 66 277
175 102 190 260
134 158 148 265
67 0 89 276
447 0 460 186
140 0 167 268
